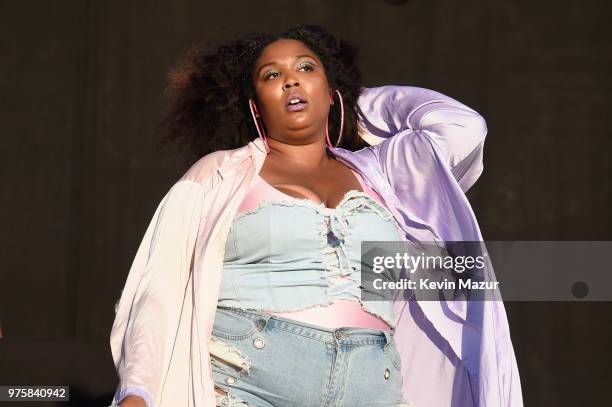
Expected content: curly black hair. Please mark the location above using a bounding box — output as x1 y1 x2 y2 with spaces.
156 24 366 165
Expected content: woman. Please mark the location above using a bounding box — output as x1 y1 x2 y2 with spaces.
110 25 522 407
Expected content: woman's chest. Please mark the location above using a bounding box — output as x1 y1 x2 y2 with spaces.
258 157 364 210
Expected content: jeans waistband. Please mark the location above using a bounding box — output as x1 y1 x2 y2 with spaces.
216 306 395 347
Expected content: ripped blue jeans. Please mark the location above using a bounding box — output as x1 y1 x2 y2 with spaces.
209 306 414 407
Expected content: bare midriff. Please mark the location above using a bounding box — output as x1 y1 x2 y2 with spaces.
271 298 392 330
236 168 393 331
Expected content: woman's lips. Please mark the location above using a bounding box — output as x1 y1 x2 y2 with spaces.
286 101 309 112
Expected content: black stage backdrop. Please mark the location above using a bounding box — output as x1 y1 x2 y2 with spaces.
1 1 610 406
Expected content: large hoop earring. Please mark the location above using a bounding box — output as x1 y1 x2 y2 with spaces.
248 99 270 153
325 89 345 149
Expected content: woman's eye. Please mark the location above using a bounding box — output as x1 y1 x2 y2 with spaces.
264 63 314 80
298 63 314 71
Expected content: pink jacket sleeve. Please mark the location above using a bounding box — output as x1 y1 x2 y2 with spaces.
357 85 488 192
355 86 523 406
109 180 204 407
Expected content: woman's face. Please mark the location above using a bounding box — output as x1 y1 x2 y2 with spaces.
252 39 333 145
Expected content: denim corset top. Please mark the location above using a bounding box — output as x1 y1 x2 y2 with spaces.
219 172 405 329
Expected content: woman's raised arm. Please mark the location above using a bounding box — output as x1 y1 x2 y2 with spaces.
357 85 488 192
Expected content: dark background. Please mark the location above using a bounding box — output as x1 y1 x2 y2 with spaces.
1 0 611 406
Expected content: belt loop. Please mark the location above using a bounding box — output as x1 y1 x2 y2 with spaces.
383 329 394 348
255 310 273 332
332 328 345 349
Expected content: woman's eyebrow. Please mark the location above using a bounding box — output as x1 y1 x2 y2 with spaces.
257 54 317 75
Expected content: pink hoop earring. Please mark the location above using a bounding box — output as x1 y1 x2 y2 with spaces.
249 99 270 152
325 89 345 149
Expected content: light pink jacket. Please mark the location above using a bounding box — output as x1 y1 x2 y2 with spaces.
110 85 523 407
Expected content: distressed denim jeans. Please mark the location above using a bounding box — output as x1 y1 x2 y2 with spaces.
209 306 414 407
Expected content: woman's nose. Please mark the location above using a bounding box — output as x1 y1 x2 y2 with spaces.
283 80 300 90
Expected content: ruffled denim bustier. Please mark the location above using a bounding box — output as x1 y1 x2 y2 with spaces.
220 190 405 328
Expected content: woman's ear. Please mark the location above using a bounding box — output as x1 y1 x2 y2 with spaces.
329 89 335 105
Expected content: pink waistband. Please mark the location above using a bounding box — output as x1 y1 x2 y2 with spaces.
271 299 392 330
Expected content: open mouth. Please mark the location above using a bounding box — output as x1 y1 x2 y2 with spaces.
285 92 309 112
286 98 309 111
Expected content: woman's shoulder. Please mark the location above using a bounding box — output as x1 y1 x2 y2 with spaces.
178 143 253 192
